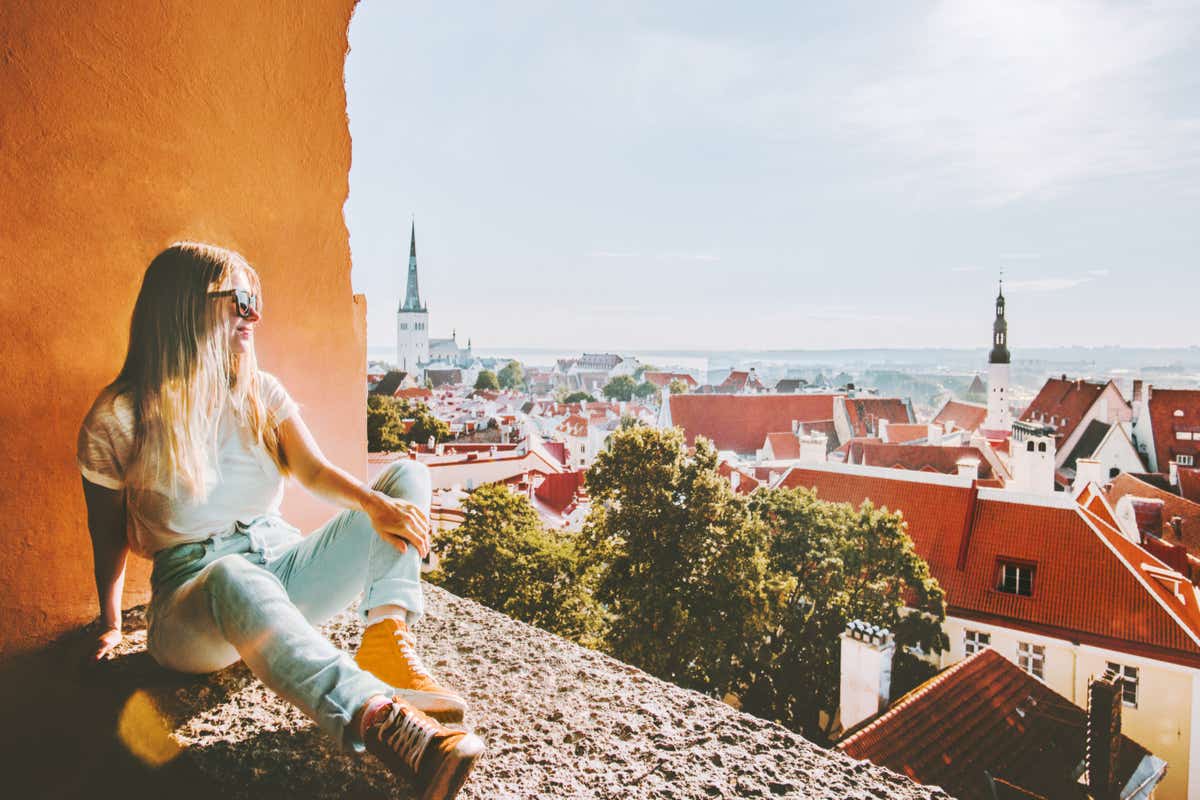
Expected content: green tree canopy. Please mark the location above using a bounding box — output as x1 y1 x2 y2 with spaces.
563 391 595 404
633 380 658 400
742 486 946 740
498 360 525 391
474 369 499 391
668 378 690 395
580 426 775 696
431 484 606 647
601 374 637 402
366 395 450 452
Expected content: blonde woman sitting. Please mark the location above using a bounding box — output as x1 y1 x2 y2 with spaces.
77 243 482 800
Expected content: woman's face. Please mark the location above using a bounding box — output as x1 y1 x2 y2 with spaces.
218 271 262 355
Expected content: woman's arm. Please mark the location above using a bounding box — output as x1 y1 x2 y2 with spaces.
277 414 430 557
81 477 128 661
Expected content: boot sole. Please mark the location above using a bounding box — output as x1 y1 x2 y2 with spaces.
419 733 484 800
391 689 468 724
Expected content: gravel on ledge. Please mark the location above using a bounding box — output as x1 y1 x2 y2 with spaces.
0 585 951 799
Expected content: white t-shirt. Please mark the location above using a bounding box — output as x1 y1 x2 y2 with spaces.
77 372 299 557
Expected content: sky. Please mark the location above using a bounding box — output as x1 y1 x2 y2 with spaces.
344 1 1200 353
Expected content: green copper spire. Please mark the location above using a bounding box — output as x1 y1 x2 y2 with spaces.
400 220 425 312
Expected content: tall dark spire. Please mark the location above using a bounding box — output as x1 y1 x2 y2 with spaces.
988 279 1010 364
400 220 425 312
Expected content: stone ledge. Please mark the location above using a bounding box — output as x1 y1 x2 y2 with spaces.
0 586 948 799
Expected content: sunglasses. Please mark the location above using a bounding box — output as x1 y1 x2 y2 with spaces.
209 289 262 319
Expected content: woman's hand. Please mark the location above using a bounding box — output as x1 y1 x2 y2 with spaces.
364 491 431 558
89 626 123 663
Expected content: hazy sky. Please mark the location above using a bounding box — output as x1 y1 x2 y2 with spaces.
345 1 1199 352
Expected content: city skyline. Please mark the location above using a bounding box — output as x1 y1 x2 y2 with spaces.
345 1 1200 352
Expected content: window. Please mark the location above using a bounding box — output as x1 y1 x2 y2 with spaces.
1106 662 1139 708
1027 441 1036 452
400 323 408 330
964 630 991 656
1018 642 1045 679
997 561 1035 596
1180 455 1195 467
1178 432 1193 441
1176 410 1186 417
1038 442 1047 452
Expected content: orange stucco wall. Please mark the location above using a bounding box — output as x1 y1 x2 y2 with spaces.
0 0 364 655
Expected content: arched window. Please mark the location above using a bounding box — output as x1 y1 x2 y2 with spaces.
1038 442 1047 452
1027 441 1036 452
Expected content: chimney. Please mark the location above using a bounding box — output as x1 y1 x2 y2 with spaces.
839 621 895 732
956 458 980 482
798 432 828 464
1171 515 1184 541
878 418 890 442
1073 458 1106 493
1132 379 1143 406
1087 672 1122 800
729 470 741 490
1170 460 1180 487
792 419 801 435
489 445 497 458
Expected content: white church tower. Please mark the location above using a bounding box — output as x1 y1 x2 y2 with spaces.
983 281 1012 432
396 221 429 373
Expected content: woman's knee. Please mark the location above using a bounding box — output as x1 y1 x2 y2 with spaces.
372 458 431 503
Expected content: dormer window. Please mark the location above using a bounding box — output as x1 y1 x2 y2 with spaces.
1176 410 1186 417
997 560 1035 596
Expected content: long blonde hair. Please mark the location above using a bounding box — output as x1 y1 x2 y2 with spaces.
113 242 286 499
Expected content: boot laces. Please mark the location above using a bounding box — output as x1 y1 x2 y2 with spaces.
395 629 434 679
376 701 438 772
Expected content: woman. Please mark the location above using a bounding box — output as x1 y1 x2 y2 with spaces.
77 242 482 800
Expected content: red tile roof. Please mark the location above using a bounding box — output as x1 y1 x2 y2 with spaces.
718 370 766 392
1148 388 1200 472
884 423 931 444
717 460 761 495
557 414 589 438
932 399 988 433
838 649 1157 800
1107 472 1200 558
1182 467 1200 504
763 432 800 460
1019 377 1127 451
667 394 839 454
778 467 1200 664
850 443 995 480
534 470 587 514
843 397 914 438
643 371 698 389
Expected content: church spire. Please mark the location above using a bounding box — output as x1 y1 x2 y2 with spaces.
988 278 1010 365
400 220 425 312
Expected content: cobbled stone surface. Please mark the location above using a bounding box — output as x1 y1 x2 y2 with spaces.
98 586 951 800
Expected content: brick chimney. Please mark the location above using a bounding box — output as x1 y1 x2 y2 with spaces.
1171 515 1184 541
839 621 894 733
1170 460 1180 487
1087 672 1122 800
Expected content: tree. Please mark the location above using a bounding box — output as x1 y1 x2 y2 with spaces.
633 363 655 381
633 380 658 400
366 395 449 452
668 378 689 395
580 426 775 697
601 375 637 402
474 369 499 391
563 391 595 404
498 360 525 391
430 484 607 647
741 487 946 741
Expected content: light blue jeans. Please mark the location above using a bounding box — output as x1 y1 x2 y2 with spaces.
146 460 429 749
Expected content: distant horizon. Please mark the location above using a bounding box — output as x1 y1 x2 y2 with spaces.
346 3 1199 352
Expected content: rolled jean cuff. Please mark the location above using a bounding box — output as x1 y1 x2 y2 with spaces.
362 577 424 626
318 658 395 752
